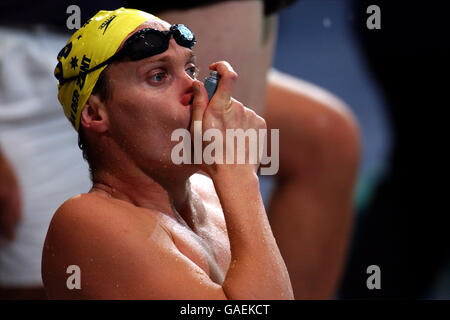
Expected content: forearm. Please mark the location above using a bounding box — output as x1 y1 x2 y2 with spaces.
264 69 360 299
268 178 353 299
211 167 293 299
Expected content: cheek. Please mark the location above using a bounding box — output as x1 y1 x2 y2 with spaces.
107 99 183 152
111 102 161 145
108 83 192 139
131 92 192 133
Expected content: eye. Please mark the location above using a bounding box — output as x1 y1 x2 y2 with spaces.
186 65 199 79
149 71 167 83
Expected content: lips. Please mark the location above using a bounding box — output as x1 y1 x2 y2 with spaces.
181 93 194 106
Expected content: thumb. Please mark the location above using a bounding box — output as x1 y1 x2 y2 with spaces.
190 80 208 136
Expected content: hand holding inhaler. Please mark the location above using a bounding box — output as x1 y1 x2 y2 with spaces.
191 61 267 176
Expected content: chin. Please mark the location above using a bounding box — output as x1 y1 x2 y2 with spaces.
150 162 199 181
175 105 193 130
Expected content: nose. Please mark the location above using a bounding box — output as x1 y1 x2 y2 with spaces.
179 72 195 106
179 66 195 87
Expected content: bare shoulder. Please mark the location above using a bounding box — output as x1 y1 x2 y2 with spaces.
42 193 168 298
45 193 154 244
42 192 226 299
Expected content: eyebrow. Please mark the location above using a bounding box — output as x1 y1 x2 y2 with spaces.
136 51 196 75
187 52 196 64
142 51 196 67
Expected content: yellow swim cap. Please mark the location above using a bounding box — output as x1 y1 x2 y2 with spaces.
55 7 160 131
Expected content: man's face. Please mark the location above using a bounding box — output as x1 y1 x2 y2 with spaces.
102 20 198 171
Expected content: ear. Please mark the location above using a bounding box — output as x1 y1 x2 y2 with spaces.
80 94 109 133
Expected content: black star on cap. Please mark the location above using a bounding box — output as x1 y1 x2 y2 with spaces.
70 56 79 70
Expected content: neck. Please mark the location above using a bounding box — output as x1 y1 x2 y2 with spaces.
86 132 201 224
91 162 197 224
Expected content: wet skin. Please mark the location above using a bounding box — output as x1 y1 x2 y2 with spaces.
42 19 293 299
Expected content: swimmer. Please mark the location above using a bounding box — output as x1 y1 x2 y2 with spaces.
41 8 294 299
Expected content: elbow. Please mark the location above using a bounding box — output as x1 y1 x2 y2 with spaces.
318 97 361 178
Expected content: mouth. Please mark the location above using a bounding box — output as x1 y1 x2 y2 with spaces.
181 93 194 106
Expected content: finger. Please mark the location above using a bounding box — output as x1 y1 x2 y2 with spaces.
227 97 244 114
191 80 208 123
190 80 209 137
209 60 236 73
208 61 238 110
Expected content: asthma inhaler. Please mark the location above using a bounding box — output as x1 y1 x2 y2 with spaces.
204 71 220 101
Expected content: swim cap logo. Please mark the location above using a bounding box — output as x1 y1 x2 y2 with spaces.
76 55 91 90
57 42 72 60
66 54 91 127
80 18 91 29
54 42 73 84
99 15 117 34
70 56 79 70
70 90 80 126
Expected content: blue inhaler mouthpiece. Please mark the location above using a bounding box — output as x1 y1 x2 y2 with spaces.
204 71 220 101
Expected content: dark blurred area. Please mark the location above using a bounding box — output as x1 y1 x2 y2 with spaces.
340 0 449 299
273 0 449 298
0 0 296 27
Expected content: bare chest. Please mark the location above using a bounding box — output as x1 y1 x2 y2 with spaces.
163 210 231 285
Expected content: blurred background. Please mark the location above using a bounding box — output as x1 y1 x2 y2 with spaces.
271 0 449 298
0 0 448 299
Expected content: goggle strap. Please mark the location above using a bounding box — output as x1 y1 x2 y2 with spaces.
58 55 116 86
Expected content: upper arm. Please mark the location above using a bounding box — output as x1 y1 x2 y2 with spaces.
265 69 361 176
266 69 356 121
42 195 227 299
